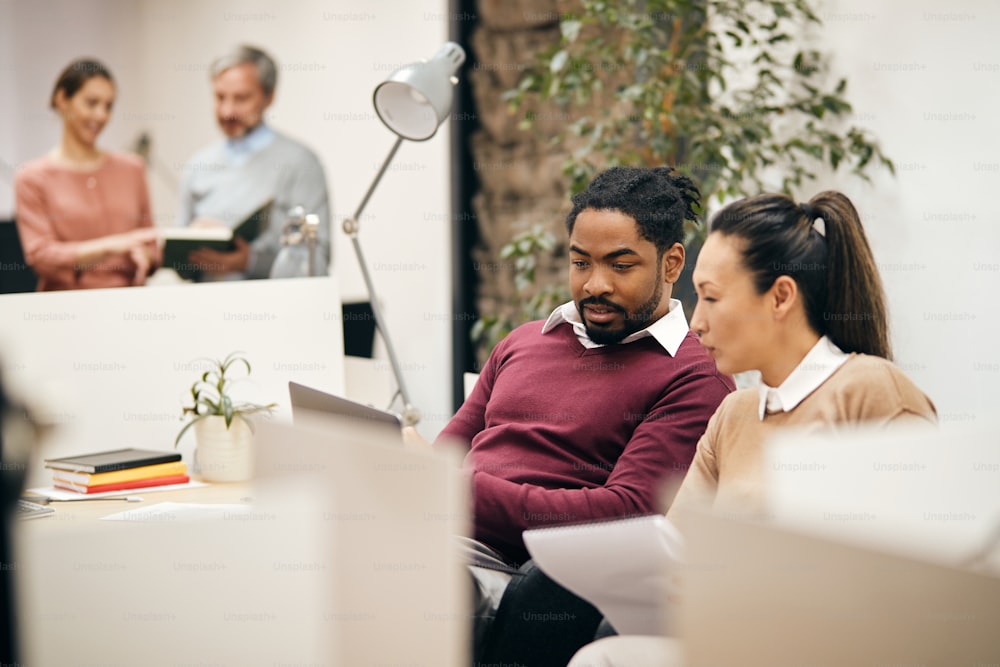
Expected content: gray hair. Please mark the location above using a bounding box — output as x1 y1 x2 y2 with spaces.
210 45 277 97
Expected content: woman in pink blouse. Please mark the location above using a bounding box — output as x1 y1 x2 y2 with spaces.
14 59 159 290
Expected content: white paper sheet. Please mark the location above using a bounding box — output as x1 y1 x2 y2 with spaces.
100 501 253 522
523 514 683 636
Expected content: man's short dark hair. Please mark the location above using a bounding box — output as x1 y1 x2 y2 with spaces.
565 166 701 254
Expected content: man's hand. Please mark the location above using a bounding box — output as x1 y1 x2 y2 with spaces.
188 236 251 276
402 426 432 452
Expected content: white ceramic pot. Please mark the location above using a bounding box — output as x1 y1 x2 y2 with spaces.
194 415 254 482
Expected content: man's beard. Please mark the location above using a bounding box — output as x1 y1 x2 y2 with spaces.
219 117 259 138
579 279 664 345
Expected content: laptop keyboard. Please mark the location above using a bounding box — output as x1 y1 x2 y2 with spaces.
17 498 55 520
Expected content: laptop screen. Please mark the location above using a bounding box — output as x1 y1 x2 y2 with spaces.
287 381 403 438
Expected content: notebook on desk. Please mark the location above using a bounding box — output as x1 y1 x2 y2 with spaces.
287 381 403 443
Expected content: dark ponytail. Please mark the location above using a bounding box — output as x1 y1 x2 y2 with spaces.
709 191 891 359
50 58 114 109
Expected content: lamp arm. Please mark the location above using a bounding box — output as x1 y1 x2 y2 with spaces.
347 235 419 426
342 136 420 426
347 136 404 229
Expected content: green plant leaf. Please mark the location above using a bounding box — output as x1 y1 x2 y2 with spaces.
222 395 234 428
174 414 205 448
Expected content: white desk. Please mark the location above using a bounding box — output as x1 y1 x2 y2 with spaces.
14 417 470 667
20 479 252 527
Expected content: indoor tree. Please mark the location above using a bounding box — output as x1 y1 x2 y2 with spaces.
506 0 893 240
474 0 894 355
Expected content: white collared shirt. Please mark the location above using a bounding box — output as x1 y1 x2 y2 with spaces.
225 123 276 166
757 336 850 420
540 299 689 356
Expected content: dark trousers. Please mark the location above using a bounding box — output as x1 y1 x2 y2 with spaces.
474 559 606 667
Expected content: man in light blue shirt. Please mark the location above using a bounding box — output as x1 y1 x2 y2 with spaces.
178 45 331 280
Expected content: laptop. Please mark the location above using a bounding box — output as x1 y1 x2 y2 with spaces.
287 381 403 442
16 498 55 520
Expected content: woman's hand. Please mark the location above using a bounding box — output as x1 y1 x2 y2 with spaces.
128 244 152 286
76 228 159 268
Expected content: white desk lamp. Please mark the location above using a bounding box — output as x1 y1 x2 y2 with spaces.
342 42 466 427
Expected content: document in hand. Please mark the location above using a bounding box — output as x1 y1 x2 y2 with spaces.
523 514 684 636
160 199 272 279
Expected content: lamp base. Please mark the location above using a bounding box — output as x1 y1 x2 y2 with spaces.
400 404 421 428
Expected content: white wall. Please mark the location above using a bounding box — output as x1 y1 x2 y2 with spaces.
1 0 455 439
0 2 17 212
802 0 1000 424
0 0 147 213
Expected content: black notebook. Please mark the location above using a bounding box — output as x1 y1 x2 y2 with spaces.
44 448 183 474
161 199 273 280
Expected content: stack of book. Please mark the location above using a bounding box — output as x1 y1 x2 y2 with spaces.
44 448 189 494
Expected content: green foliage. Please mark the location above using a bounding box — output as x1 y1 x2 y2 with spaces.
472 0 893 358
504 0 894 245
174 351 277 448
470 224 571 353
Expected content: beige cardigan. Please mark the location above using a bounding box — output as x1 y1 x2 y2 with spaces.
667 354 937 519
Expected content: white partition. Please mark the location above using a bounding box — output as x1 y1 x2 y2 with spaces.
763 424 1000 569
679 509 1000 667
0 277 345 487
676 424 1000 664
254 416 470 667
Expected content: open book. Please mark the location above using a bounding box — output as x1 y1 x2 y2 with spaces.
523 514 683 636
160 199 273 279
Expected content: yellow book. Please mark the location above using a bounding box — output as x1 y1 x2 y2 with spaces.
51 460 187 487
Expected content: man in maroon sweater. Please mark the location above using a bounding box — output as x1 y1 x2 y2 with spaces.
437 166 735 564
424 166 735 666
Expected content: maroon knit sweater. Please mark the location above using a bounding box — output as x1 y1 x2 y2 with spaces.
439 320 735 564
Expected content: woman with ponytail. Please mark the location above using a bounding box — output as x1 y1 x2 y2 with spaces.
665 190 936 516
567 191 938 667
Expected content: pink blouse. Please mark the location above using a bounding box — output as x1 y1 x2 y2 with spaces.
14 152 156 290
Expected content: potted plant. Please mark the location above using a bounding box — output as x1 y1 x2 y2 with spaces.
175 352 276 482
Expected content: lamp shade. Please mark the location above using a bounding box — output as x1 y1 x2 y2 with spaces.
373 42 466 141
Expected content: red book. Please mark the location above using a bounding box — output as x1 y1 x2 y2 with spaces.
53 474 191 495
